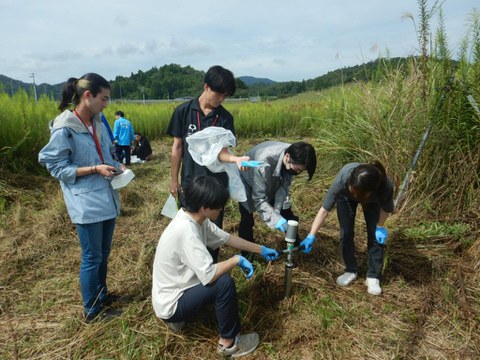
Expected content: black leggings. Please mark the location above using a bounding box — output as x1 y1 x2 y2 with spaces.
238 203 299 245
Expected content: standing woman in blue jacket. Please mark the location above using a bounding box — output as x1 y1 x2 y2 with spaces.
39 73 125 322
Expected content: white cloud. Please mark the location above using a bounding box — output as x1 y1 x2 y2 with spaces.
0 0 477 83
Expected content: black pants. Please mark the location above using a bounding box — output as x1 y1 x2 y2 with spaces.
115 145 131 165
336 196 383 279
166 273 241 339
238 202 299 250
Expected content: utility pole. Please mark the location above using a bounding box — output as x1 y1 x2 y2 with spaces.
10 79 14 96
142 86 145 104
30 73 38 102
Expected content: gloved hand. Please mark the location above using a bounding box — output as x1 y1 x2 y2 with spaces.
300 234 316 253
236 255 254 279
375 226 388 244
261 245 279 261
275 217 288 233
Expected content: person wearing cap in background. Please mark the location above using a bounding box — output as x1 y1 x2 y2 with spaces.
238 141 317 255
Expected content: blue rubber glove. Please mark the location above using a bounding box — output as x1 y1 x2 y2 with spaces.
275 217 288 233
241 160 266 167
300 234 316 253
375 226 388 244
261 245 279 261
236 255 254 279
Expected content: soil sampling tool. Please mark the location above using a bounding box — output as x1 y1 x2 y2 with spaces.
278 220 305 298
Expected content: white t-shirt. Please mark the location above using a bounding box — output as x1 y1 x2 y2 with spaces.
151 208 230 319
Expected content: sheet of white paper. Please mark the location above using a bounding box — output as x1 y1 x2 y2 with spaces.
161 194 178 219
111 169 135 189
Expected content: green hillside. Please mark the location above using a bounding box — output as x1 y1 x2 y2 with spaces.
0 57 421 101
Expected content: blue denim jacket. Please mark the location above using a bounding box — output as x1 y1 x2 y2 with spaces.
38 110 121 224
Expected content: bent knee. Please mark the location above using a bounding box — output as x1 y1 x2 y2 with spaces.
216 273 236 291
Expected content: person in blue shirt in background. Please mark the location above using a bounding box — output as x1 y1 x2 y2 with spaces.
113 110 135 165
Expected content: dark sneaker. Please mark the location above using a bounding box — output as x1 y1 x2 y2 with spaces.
218 332 260 358
101 293 121 307
166 321 185 333
84 308 123 323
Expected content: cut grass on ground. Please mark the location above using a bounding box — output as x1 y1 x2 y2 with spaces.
1 138 479 359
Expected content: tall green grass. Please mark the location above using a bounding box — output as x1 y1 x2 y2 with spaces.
0 91 57 172
1 3 478 215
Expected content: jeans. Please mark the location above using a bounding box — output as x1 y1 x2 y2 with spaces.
336 196 383 279
166 273 241 339
115 145 131 165
77 218 116 316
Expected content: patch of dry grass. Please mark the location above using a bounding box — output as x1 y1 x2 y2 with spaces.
1 138 479 359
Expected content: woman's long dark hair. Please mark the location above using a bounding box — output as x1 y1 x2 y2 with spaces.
58 73 110 111
348 160 388 199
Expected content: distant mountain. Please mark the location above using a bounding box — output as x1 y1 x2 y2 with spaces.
0 75 32 95
239 76 276 86
0 58 420 100
0 74 63 98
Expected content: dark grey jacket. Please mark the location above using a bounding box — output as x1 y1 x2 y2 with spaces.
240 141 293 228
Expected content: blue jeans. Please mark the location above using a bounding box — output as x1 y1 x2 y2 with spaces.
77 218 116 316
166 273 241 339
336 196 383 279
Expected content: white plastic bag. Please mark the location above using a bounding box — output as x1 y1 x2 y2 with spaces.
186 127 247 202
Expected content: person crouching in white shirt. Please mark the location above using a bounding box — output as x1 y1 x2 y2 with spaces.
151 175 279 358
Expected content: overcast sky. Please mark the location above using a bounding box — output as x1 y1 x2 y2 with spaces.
0 0 477 85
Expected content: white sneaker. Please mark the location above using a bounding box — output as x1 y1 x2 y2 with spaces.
365 278 382 295
218 332 260 358
336 272 357 286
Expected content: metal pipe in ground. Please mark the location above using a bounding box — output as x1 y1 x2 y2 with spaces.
283 220 298 298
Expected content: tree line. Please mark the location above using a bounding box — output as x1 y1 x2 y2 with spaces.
0 58 424 101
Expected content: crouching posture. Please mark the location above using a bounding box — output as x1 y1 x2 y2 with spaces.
301 161 394 295
152 175 279 358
